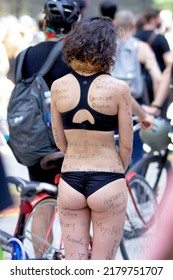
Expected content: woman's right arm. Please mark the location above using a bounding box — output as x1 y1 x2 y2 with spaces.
117 81 133 171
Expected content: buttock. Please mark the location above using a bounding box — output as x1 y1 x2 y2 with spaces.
60 171 125 198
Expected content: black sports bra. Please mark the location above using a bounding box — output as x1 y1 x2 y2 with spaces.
61 71 118 131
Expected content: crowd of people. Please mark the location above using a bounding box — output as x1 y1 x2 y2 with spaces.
0 0 173 260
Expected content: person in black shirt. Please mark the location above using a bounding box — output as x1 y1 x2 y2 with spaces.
11 0 81 259
135 7 172 104
75 0 87 17
0 155 13 211
100 0 118 21
14 0 81 184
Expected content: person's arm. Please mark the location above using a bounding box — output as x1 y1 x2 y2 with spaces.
131 97 154 129
142 64 172 115
0 155 13 211
51 80 67 153
117 81 133 171
137 41 162 98
161 35 173 68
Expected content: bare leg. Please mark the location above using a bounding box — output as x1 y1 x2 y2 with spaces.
31 204 55 257
58 179 91 260
87 179 128 260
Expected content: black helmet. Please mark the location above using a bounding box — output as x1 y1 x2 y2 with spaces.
43 0 81 32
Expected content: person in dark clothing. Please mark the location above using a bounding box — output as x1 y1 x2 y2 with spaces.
100 0 118 20
14 0 81 184
135 7 172 104
10 0 81 258
75 0 87 17
0 155 13 211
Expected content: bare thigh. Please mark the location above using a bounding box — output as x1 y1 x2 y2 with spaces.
57 178 91 260
87 178 128 260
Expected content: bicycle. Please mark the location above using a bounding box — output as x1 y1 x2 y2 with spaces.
0 178 59 260
128 115 173 207
0 171 158 260
0 164 95 260
114 124 159 260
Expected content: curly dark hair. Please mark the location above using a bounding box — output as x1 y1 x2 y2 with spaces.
62 16 119 73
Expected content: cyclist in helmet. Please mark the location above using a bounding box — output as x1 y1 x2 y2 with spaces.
11 0 81 257
14 0 81 182
43 0 81 35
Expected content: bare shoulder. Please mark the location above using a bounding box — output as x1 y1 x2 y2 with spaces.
113 75 131 100
99 74 131 94
137 40 150 50
137 40 155 64
51 73 72 88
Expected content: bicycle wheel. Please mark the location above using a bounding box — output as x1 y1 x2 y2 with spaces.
129 152 172 205
22 197 63 259
121 173 159 260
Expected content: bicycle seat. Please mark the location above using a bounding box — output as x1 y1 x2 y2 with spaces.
40 151 64 170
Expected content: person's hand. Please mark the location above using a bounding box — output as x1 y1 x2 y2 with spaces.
141 104 161 116
138 113 155 130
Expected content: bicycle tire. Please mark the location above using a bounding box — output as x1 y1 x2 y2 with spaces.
129 152 172 205
120 173 159 260
22 197 63 260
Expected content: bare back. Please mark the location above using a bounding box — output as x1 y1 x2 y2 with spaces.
51 72 133 173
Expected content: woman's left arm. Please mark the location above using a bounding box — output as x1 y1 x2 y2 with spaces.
51 81 67 153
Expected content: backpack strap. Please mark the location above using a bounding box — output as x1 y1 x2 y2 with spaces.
38 39 63 77
170 65 173 89
147 32 158 46
15 48 30 83
15 39 63 83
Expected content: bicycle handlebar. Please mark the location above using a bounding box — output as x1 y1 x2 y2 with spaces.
6 176 58 198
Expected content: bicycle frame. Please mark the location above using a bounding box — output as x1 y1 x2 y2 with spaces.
14 193 52 238
0 176 62 260
14 192 60 255
0 193 55 260
129 145 172 207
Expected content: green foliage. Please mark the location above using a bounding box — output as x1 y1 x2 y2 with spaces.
152 0 173 11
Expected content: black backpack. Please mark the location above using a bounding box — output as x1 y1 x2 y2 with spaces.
7 41 63 167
